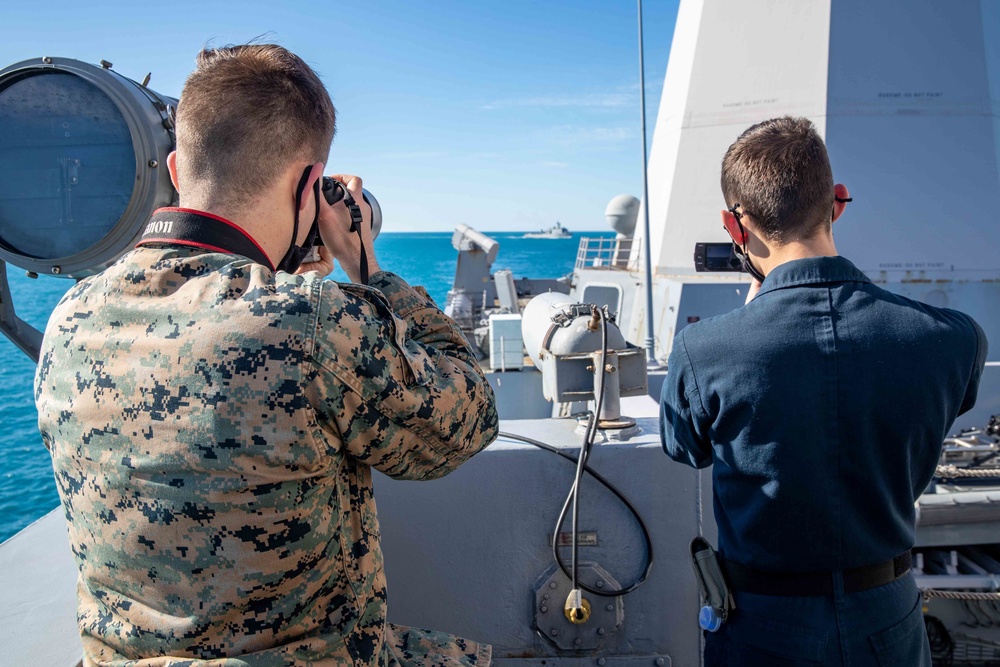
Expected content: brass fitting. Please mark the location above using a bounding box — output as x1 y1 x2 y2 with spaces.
587 306 601 331
564 589 592 624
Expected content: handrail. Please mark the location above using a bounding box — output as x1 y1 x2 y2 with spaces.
575 237 641 271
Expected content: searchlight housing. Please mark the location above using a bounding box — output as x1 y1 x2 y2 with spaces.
0 56 177 360
521 292 648 427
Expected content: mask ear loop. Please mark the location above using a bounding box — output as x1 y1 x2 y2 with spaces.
291 166 312 247
832 196 853 218
276 167 314 272
728 203 766 283
301 177 322 250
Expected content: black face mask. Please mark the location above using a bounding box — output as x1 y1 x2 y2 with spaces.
727 196 852 285
728 203 766 283
732 240 766 284
276 167 322 273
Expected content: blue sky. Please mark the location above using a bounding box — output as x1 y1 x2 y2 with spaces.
0 0 679 232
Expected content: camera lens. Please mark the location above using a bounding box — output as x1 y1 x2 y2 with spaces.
321 177 381 241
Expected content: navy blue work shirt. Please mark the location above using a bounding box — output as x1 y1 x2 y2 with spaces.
660 256 988 572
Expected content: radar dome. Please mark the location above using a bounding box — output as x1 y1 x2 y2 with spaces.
605 195 640 238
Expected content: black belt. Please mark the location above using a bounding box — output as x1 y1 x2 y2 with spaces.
721 551 912 596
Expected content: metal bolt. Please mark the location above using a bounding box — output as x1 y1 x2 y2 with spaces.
605 604 614 611
148 160 158 168
540 606 548 613
543 594 549 600
52 266 62 275
549 582 557 589
655 659 665 666
595 580 605 589
550 629 559 637
42 56 52 64
597 628 606 636
597 659 607 666
574 639 582 647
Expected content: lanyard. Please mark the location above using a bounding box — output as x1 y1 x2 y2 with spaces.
135 208 274 271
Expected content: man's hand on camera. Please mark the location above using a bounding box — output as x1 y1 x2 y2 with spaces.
294 244 335 277
317 173 381 283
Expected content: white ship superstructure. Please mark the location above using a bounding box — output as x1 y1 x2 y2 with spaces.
634 0 1000 366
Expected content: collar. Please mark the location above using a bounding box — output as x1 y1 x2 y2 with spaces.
755 256 871 298
135 207 275 271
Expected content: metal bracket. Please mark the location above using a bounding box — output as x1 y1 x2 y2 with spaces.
534 562 624 652
0 260 43 362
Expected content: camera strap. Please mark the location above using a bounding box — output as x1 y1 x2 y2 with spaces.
320 177 372 284
135 208 274 271
342 191 369 284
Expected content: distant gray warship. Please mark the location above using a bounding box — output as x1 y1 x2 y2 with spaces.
523 222 572 239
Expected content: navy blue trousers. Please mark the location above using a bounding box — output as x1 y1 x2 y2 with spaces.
704 572 930 666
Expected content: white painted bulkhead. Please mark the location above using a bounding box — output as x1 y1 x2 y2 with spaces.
630 0 1000 364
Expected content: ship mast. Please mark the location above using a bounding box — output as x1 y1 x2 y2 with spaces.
637 0 657 365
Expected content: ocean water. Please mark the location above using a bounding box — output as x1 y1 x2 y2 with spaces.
0 230 610 543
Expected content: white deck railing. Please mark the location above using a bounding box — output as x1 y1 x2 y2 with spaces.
574 237 641 271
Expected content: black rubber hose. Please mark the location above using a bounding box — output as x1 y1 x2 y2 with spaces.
568 308 608 592
497 428 654 597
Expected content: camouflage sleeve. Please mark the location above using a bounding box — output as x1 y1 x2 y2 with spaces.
384 622 492 667
306 271 499 480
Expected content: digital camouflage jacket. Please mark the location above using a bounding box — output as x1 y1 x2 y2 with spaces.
34 244 499 667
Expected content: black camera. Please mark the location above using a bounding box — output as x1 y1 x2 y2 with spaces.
694 243 742 272
300 178 383 266
321 177 383 240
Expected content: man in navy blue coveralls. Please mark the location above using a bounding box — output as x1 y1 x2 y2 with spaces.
660 117 988 666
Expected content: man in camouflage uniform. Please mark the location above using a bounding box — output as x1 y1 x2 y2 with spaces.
34 44 499 666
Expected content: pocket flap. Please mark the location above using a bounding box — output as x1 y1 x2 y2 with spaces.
869 597 929 666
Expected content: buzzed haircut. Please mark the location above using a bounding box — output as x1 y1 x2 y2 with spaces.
175 44 336 212
721 116 834 244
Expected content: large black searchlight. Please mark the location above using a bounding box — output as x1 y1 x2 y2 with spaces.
0 56 178 360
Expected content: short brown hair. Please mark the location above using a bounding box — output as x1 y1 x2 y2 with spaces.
721 117 834 243
175 44 336 212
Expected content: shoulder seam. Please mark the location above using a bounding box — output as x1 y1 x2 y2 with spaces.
969 313 987 377
307 278 323 363
757 276 869 298
679 331 710 420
